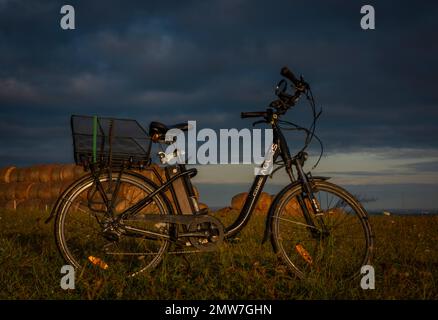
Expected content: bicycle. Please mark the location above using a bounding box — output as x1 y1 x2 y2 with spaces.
46 67 373 281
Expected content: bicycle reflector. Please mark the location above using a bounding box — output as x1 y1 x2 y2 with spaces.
295 244 313 265
88 256 109 270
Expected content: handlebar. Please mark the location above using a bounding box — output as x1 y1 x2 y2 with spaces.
280 66 300 87
242 66 310 119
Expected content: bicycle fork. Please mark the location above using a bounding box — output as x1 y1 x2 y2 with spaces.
290 155 329 239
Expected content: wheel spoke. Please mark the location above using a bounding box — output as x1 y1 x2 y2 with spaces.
56 173 170 277
272 182 372 281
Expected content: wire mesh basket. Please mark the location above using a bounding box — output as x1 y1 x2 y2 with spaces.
71 115 152 168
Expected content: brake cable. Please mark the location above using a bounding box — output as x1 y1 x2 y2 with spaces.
271 85 324 176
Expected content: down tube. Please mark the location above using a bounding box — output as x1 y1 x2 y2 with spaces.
224 174 269 239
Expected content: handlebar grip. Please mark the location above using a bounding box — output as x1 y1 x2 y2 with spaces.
241 111 267 119
280 66 300 86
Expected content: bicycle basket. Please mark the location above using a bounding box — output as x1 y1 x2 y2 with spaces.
71 115 152 168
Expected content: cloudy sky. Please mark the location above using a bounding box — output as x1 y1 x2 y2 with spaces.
1 0 438 210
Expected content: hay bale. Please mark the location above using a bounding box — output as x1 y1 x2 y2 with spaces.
0 183 14 200
60 164 76 181
114 187 161 214
0 166 16 183
73 165 87 179
231 192 247 210
124 185 145 203
50 182 63 199
49 182 71 199
28 166 40 182
256 192 272 213
8 168 18 182
16 167 33 182
50 165 63 182
28 183 40 199
284 197 299 213
61 181 73 194
136 164 165 185
230 191 274 214
114 198 130 213
283 197 310 216
14 182 35 200
215 206 233 216
36 183 52 200
38 164 55 183
140 202 160 214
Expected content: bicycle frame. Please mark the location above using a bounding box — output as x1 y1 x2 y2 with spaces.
112 112 325 240
224 118 324 239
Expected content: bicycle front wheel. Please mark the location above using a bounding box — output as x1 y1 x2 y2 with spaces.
272 180 373 281
54 171 173 278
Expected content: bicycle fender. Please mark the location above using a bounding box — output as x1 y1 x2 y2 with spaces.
262 176 330 252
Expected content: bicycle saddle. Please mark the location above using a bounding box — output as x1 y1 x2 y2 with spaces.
149 121 189 140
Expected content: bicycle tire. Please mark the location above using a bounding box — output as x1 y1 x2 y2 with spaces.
54 170 173 277
271 180 373 281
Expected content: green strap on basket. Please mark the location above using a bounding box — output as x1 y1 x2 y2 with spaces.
92 115 98 163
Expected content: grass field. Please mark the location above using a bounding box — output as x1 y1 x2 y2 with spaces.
0 208 437 300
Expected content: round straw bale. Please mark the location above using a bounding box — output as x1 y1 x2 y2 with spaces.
4 184 16 200
38 165 54 183
255 192 272 213
37 183 53 200
16 168 33 182
0 166 16 183
231 192 247 210
284 197 302 216
14 182 35 200
61 164 76 181
50 165 63 182
28 166 40 182
73 165 87 179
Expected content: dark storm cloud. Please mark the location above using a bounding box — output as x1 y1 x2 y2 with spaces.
1 0 438 166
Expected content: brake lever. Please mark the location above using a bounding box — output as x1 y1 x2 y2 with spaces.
296 76 309 92
252 120 266 127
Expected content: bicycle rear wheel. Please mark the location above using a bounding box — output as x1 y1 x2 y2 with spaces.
272 180 373 281
54 171 173 278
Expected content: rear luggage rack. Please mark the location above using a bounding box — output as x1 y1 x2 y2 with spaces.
71 115 152 169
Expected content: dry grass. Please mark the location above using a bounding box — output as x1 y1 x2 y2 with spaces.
0 208 437 300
